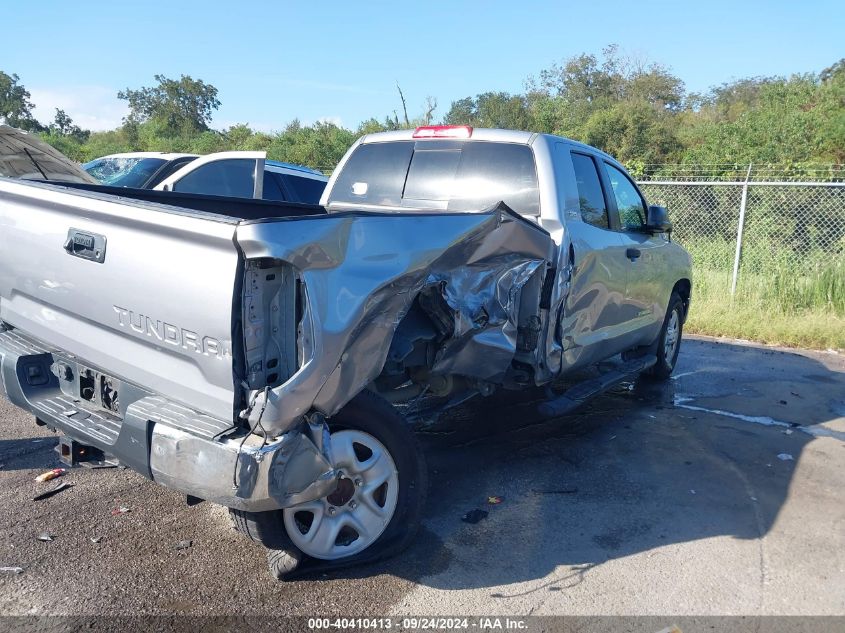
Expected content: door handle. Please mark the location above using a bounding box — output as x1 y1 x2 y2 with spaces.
626 248 641 261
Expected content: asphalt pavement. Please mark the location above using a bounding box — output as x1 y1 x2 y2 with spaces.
1 336 843 618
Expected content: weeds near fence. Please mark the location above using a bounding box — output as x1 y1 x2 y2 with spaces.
640 178 845 350
684 242 844 349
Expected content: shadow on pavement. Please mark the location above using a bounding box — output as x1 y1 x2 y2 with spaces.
0 435 58 471
317 338 844 589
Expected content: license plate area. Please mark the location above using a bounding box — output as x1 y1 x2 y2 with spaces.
78 366 122 417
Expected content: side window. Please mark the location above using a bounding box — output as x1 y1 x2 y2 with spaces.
604 163 646 230
280 174 328 204
172 159 256 198
571 153 609 229
262 171 287 202
148 157 197 188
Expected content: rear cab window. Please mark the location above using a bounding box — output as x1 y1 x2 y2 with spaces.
328 140 540 215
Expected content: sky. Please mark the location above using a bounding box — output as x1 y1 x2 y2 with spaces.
3 0 843 132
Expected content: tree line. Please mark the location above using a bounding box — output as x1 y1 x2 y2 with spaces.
2 46 843 177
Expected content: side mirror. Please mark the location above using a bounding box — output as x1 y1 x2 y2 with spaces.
645 205 672 234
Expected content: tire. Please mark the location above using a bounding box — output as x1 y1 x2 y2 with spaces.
232 390 427 575
267 547 302 580
647 291 684 380
228 507 291 550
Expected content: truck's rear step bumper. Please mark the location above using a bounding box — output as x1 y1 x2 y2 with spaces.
0 327 337 511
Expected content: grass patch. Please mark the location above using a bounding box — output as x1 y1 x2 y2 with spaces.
686 266 845 350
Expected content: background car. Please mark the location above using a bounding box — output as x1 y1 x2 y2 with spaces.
0 124 98 184
83 151 328 204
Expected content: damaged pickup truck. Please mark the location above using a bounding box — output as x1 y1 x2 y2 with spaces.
0 126 691 577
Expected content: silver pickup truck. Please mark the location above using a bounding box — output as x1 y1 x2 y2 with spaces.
0 126 691 577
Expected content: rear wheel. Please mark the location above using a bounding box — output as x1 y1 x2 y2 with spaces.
284 428 400 559
229 391 426 577
647 291 684 380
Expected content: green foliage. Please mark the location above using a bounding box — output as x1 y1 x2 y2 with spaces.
0 70 43 131
686 266 844 350
0 47 839 181
118 74 220 138
267 120 356 171
443 92 531 129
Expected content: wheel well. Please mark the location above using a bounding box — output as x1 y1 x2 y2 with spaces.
673 278 691 321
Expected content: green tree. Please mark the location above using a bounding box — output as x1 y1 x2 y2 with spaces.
443 92 532 129
48 108 89 142
681 73 842 167
0 71 43 131
355 117 400 135
268 120 356 172
582 101 681 166
118 74 220 137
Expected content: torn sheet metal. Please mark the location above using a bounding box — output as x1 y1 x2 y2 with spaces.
236 204 554 436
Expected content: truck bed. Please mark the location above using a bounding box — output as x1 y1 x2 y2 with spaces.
44 180 328 221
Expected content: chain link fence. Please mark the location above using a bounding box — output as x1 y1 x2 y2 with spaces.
638 172 845 315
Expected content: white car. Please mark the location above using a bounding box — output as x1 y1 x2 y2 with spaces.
83 151 328 204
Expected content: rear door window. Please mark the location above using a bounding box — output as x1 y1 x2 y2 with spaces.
571 153 609 229
171 159 256 198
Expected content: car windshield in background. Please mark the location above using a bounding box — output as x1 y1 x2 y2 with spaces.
83 157 167 188
328 141 540 215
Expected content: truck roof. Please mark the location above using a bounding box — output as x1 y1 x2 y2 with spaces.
356 127 616 162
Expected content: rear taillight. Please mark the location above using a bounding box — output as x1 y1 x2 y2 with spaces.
412 125 473 139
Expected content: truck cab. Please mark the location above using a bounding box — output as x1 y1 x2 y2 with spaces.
321 126 691 380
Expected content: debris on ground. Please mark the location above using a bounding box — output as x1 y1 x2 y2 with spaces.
784 429 793 435
461 509 488 524
487 496 503 505
90 536 102 544
36 532 54 542
35 468 67 483
690 489 696 494
0 567 24 574
777 453 794 461
111 506 130 516
32 481 72 501
174 540 193 550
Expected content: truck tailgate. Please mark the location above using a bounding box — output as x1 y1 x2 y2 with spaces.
0 179 241 422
